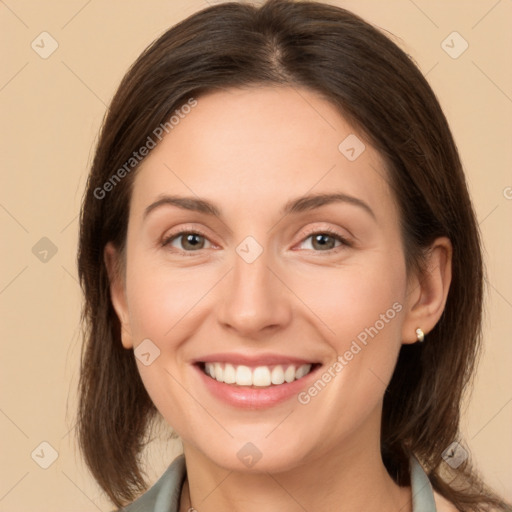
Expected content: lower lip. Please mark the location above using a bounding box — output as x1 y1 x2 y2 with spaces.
194 364 321 409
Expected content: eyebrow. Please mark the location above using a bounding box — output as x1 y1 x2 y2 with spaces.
143 192 376 221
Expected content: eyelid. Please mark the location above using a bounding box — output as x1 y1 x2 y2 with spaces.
161 225 216 252
161 224 352 254
294 225 352 251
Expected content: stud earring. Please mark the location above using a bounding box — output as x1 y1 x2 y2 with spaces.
415 328 425 342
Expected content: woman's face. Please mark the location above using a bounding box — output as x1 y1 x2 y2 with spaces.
107 86 420 472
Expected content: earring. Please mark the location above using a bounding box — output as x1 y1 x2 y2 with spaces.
415 328 425 343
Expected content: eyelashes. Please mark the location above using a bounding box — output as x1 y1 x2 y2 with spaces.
297 227 351 252
161 226 352 256
162 230 213 253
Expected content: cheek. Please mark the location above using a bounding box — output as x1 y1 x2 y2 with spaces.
290 260 406 437
123 258 209 429
125 258 215 342
293 252 406 391
290 251 407 348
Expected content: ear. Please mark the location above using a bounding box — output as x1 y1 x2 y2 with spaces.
401 237 452 344
104 242 134 350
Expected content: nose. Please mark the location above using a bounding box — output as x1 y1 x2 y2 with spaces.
216 246 292 338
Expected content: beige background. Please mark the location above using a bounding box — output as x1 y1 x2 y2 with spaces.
1 0 511 510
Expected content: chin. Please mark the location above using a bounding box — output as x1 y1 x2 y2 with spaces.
190 436 313 474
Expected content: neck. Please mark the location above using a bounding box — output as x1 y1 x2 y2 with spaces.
179 415 412 512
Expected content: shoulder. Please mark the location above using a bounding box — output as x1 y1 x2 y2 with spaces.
433 490 460 512
120 455 187 512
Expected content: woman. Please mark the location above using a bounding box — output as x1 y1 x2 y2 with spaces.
76 1 510 511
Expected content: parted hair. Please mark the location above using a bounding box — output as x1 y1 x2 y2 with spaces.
76 0 509 509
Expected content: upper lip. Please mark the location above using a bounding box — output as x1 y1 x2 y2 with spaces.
193 353 320 366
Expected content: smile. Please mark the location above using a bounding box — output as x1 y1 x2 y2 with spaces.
201 362 316 387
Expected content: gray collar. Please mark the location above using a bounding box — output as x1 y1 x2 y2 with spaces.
121 454 437 511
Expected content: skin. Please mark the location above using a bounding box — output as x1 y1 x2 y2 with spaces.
105 86 453 512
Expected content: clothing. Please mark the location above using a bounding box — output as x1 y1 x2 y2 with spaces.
120 454 437 511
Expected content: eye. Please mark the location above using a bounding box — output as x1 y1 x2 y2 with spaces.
162 231 213 252
298 228 351 252
161 227 350 254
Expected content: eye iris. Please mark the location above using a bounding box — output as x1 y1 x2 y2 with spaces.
312 233 335 250
182 233 204 250
174 233 340 251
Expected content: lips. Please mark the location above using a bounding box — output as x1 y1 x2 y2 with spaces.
196 352 317 367
194 358 321 408
191 352 322 408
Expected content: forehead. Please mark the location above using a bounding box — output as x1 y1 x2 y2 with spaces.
130 86 396 224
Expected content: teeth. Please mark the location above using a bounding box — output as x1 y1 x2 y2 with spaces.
295 364 310 379
203 362 313 387
253 366 271 387
223 363 236 384
271 366 285 385
284 365 296 383
235 365 252 386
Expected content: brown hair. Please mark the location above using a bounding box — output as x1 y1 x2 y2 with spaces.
76 0 509 509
